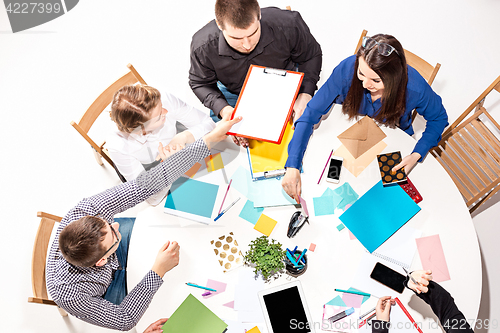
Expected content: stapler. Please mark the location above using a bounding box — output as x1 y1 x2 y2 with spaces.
287 210 309 238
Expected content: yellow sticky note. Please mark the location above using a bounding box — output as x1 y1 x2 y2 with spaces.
247 327 261 333
205 153 224 172
184 162 202 178
254 214 277 236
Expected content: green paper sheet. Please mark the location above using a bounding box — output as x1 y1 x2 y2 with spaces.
162 294 227 333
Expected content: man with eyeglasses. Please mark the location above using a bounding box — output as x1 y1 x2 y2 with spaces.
189 0 322 147
46 115 241 331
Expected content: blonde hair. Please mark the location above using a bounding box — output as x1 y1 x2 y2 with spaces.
110 85 161 133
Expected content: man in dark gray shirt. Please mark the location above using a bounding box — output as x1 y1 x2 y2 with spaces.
189 0 322 147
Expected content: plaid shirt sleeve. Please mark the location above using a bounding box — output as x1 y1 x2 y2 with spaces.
47 138 210 331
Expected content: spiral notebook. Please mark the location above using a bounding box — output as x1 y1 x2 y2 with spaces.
368 225 421 270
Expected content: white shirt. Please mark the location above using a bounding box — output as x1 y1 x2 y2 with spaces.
106 91 215 204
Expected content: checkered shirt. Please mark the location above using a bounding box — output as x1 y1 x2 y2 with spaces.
46 139 210 331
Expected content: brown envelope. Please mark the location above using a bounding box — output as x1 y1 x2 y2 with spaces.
337 116 386 158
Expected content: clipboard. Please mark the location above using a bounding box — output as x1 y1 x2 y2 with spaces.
227 65 304 144
247 119 294 181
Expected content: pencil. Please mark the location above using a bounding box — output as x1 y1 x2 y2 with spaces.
318 150 333 184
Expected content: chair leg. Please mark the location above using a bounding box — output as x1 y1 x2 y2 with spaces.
58 306 68 317
93 149 104 166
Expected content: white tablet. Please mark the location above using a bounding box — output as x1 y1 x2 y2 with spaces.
258 281 315 333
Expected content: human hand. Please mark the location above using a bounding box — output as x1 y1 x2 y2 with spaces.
408 269 432 294
375 296 395 322
143 318 168 333
151 241 180 278
392 152 421 174
219 105 234 120
203 113 242 150
292 93 312 129
231 135 249 148
158 143 185 161
282 168 301 203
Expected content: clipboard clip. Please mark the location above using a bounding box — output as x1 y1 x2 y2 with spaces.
263 67 287 76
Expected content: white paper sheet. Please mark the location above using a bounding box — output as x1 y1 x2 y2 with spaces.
229 65 303 143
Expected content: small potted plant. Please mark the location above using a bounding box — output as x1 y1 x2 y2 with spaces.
244 236 286 282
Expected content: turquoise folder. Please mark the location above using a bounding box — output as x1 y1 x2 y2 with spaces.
339 180 420 253
165 177 219 218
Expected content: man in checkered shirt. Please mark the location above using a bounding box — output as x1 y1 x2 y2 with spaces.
46 116 241 331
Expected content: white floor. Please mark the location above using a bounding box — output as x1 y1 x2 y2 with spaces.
1 0 499 332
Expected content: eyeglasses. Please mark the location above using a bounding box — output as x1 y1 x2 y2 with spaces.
362 36 399 57
101 222 121 258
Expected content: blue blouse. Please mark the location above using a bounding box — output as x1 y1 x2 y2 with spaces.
285 55 448 169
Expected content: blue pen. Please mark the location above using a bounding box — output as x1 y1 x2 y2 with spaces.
186 283 217 292
286 251 299 266
214 197 241 221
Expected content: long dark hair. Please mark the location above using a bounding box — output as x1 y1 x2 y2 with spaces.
342 34 407 127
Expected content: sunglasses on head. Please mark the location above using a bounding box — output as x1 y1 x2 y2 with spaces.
362 36 399 57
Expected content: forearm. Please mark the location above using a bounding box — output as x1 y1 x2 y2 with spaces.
285 120 314 169
297 52 322 96
412 281 473 333
371 320 391 333
135 138 210 199
59 270 163 331
91 139 210 216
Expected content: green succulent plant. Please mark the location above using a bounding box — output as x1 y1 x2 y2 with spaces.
244 236 285 282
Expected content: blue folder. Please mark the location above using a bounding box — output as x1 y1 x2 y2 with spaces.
339 180 420 253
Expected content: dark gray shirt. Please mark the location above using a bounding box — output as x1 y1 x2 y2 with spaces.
189 7 322 116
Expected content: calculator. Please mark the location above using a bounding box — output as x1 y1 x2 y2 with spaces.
398 177 423 203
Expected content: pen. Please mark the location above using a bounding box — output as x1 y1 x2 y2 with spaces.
328 307 354 323
359 306 376 319
214 197 241 221
318 150 334 184
296 249 307 265
186 283 217 292
402 267 419 286
334 289 372 297
218 179 232 215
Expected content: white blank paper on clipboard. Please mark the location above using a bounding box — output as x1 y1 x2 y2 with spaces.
228 65 304 144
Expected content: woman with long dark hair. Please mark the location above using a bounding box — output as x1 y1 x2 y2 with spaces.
282 34 448 202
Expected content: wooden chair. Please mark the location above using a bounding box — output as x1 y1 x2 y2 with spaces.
355 30 441 121
430 75 500 214
71 64 147 182
28 212 68 316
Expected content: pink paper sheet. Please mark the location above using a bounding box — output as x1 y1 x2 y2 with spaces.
416 234 451 282
202 279 227 298
342 293 363 308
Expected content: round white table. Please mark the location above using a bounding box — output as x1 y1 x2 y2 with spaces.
128 109 481 333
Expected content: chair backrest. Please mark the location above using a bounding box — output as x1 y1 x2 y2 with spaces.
29 212 61 306
354 30 441 86
70 64 146 178
431 75 500 213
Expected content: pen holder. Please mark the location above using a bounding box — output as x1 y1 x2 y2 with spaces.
285 250 308 278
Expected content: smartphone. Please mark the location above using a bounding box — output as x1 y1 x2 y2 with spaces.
370 262 406 293
326 156 343 184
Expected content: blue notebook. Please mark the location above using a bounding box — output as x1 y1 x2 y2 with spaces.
339 180 420 253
